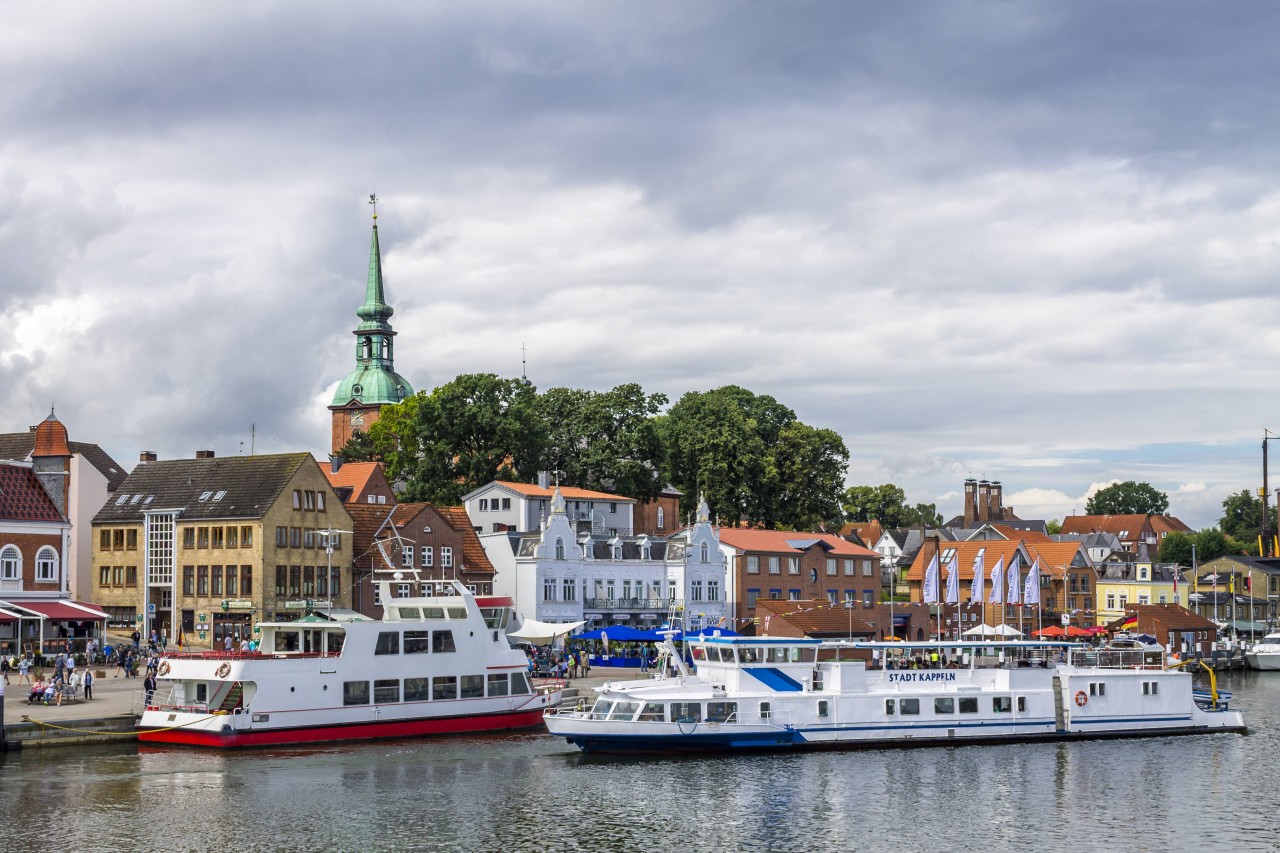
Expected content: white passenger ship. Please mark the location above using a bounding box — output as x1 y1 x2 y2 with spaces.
544 635 1245 753
139 581 561 748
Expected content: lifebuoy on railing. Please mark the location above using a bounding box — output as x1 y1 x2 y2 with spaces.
215 662 231 678
1074 690 1088 707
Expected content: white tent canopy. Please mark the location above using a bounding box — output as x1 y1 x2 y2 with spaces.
507 618 586 645
961 623 998 638
992 623 1024 637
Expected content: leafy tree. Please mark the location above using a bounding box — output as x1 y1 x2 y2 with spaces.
768 422 849 530
536 383 668 502
1085 481 1169 516
1157 530 1193 565
1218 488 1278 544
1159 528 1236 564
842 484 939 528
1046 519 1063 535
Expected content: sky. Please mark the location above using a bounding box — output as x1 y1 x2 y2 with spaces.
3 2 1279 530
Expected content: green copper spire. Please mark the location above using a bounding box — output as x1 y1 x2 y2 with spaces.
330 195 414 409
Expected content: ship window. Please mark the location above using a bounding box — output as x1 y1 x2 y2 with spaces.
590 700 614 720
460 675 484 698
708 702 737 723
404 631 430 654
1143 681 1158 695
432 676 458 701
195 684 207 704
691 646 707 661
900 699 920 715
422 607 444 619
768 647 789 664
671 702 702 723
397 607 421 619
404 677 430 701
1017 696 1027 712
993 696 1012 713
374 679 400 704
487 674 509 697
447 608 467 620
374 632 400 655
610 702 640 721
884 699 895 716
795 647 817 663
1090 682 1106 697
959 697 979 714
816 700 829 719
343 681 370 706
639 703 665 722
511 672 531 695
432 631 456 653
934 697 955 714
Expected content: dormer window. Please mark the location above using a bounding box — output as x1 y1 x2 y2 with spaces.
612 544 622 560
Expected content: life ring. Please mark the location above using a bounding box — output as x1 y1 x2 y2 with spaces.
158 661 170 677
1074 690 1088 707
215 662 231 678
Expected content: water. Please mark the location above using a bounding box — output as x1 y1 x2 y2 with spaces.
4 670 1278 853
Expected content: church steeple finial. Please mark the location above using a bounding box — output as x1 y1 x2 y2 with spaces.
358 194 392 331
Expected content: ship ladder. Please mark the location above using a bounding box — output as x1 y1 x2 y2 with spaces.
218 682 245 713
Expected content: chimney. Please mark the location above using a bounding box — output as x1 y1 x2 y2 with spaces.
977 480 991 523
330 455 344 474
963 479 978 527
139 451 157 463
991 481 1004 522
195 450 215 459
537 471 551 489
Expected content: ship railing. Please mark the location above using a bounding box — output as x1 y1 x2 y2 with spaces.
1069 648 1165 670
533 677 566 696
162 651 335 661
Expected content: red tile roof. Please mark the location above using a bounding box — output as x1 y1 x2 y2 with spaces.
1059 514 1156 538
904 539 1090 582
0 462 65 522
756 599 879 637
491 482 635 503
718 528 878 558
319 461 385 498
1149 515 1193 535
31 413 70 457
437 506 495 576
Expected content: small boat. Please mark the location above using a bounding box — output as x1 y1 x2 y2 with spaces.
544 635 1245 754
1245 633 1280 671
138 580 562 748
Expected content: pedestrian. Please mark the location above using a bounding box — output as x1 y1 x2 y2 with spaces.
114 649 125 677
131 628 141 649
143 672 157 706
83 668 94 700
19 654 31 684
160 630 168 650
66 654 76 683
1 654 9 685
224 634 233 653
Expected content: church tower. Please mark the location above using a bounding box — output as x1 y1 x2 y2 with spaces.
330 196 414 454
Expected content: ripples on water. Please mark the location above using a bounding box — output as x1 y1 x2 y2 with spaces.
4 671 1279 853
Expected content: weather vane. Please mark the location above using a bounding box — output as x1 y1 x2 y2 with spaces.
369 192 378 221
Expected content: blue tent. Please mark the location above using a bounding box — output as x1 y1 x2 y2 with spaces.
576 626 741 642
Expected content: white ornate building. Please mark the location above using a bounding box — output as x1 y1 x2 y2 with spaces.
481 490 727 631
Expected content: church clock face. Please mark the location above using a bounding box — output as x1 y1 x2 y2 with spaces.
351 411 365 426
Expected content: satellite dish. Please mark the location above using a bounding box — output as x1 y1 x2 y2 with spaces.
393 572 404 580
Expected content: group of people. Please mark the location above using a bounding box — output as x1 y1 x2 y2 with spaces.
525 647 592 680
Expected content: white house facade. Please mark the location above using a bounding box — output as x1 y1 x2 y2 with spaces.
462 480 636 536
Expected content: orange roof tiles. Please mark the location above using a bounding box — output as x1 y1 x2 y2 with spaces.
756 599 879 637
492 482 635 503
904 538 1091 581
992 524 1052 543
437 506 495 576
718 528 878 558
319 461 384 496
1060 514 1154 538
31 413 70 457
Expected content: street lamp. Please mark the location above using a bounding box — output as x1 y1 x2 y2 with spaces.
318 527 352 616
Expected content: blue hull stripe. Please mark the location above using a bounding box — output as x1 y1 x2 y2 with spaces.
743 667 804 692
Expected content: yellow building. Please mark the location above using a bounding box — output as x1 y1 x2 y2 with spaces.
1094 552 1187 627
91 452 353 649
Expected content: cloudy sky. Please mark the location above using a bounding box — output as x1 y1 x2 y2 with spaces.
4 2 1279 529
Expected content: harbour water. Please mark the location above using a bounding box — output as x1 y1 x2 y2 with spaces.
3 669 1278 853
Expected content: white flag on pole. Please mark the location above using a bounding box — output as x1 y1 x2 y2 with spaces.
988 555 1005 603
970 552 984 602
945 551 960 604
1024 557 1041 605
923 553 940 604
1007 552 1022 605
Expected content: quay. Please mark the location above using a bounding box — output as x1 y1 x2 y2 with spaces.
0 665 631 751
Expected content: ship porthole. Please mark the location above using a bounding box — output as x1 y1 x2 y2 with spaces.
290 687 295 692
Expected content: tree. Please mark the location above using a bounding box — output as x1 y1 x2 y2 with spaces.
1046 519 1063 535
842 485 940 528
1157 530 1194 565
1159 528 1235 565
768 422 849 530
1085 481 1169 516
536 383 668 502
1218 488 1277 544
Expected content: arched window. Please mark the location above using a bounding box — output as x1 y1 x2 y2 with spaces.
362 336 373 359
35 546 58 583
0 545 19 580
700 542 709 563
656 507 665 529
554 538 566 560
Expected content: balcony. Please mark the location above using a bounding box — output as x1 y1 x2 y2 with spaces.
0 579 22 593
582 598 679 612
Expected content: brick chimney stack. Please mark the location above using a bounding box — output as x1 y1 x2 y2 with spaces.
991 481 1004 522
977 480 991 523
963 479 978 526
139 451 157 463
195 450 215 459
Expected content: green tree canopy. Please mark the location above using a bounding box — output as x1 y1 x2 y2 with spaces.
1085 481 1169 515
1218 488 1277 544
1158 528 1236 564
842 484 940 528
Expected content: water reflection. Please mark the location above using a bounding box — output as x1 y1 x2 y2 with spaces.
4 678 1280 852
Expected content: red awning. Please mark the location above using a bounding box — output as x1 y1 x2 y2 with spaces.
0 607 20 623
4 600 107 621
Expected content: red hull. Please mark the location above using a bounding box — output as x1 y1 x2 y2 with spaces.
138 707 548 748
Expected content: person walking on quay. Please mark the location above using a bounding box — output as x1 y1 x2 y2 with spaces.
143 672 157 706
114 648 126 678
18 654 31 684
83 668 94 700
65 654 76 684
131 628 141 649
1 653 10 685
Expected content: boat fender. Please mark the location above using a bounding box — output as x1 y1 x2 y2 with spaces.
221 724 232 734
158 661 170 676
216 662 231 678
1074 690 1088 707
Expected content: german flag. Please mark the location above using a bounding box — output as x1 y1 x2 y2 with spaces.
1119 615 1138 631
